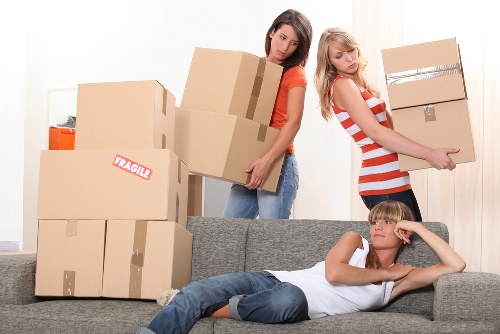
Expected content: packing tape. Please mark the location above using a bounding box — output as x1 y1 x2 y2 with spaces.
65 220 78 237
162 89 168 116
244 124 268 184
246 58 266 120
63 270 76 296
386 63 461 85
424 104 436 122
129 220 148 298
257 124 267 142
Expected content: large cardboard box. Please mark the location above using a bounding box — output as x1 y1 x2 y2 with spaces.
37 149 189 227
181 48 283 125
382 38 475 171
35 219 105 297
102 220 192 300
75 80 176 150
175 107 285 192
392 100 475 171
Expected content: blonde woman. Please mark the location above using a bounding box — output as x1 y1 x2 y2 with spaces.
315 28 459 221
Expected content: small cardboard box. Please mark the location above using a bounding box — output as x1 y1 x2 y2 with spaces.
37 149 189 227
382 38 466 109
49 127 75 150
175 107 284 192
102 220 192 300
181 47 283 125
35 219 105 297
75 80 176 150
382 38 475 171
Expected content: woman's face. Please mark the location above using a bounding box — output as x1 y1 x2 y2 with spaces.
328 42 359 77
369 219 402 250
267 24 299 65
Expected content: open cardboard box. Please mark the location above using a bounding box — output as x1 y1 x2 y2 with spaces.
382 38 475 171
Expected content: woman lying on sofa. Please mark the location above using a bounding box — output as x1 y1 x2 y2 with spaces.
137 200 466 334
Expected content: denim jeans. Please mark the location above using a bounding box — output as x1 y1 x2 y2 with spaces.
361 189 422 222
139 272 308 334
222 153 299 219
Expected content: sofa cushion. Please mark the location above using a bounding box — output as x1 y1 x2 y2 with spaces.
0 299 214 334
187 217 249 281
0 300 159 333
0 254 38 305
213 312 500 334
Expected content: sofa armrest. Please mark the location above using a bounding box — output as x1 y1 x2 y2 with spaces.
433 272 500 322
0 254 38 304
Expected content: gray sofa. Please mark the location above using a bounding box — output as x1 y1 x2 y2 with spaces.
1 217 499 334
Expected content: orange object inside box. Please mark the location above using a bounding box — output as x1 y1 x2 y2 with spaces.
49 127 75 150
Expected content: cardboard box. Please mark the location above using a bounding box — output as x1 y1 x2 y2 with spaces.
37 149 189 227
35 219 105 297
382 38 475 171
75 80 176 150
382 38 466 109
49 127 75 150
181 47 283 125
175 107 284 192
102 220 192 300
392 100 475 171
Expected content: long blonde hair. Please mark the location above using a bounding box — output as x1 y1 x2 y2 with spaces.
315 28 379 120
365 200 415 269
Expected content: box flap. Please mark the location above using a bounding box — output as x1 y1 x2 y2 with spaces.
382 38 466 109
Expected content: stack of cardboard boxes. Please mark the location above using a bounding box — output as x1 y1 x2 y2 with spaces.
175 47 285 192
35 47 285 300
382 38 475 171
36 80 192 299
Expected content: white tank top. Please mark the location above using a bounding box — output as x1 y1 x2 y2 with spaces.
267 237 394 319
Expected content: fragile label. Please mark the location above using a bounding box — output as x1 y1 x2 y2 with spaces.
112 155 153 180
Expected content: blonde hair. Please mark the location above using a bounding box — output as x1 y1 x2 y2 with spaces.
314 28 379 120
365 200 415 269
368 200 415 224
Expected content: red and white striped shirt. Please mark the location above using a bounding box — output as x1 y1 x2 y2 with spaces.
331 76 411 196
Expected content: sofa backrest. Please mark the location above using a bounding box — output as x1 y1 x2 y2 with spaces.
187 217 449 319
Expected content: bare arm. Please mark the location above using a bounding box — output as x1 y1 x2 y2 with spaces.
333 79 458 170
325 232 414 285
389 221 466 301
245 86 305 189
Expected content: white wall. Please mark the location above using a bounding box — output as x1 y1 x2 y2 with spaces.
5 0 354 250
0 4 25 247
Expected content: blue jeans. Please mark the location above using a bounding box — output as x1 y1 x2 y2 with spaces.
222 154 299 219
141 272 308 334
361 189 422 222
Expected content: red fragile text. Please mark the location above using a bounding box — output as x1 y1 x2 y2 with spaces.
112 155 153 180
